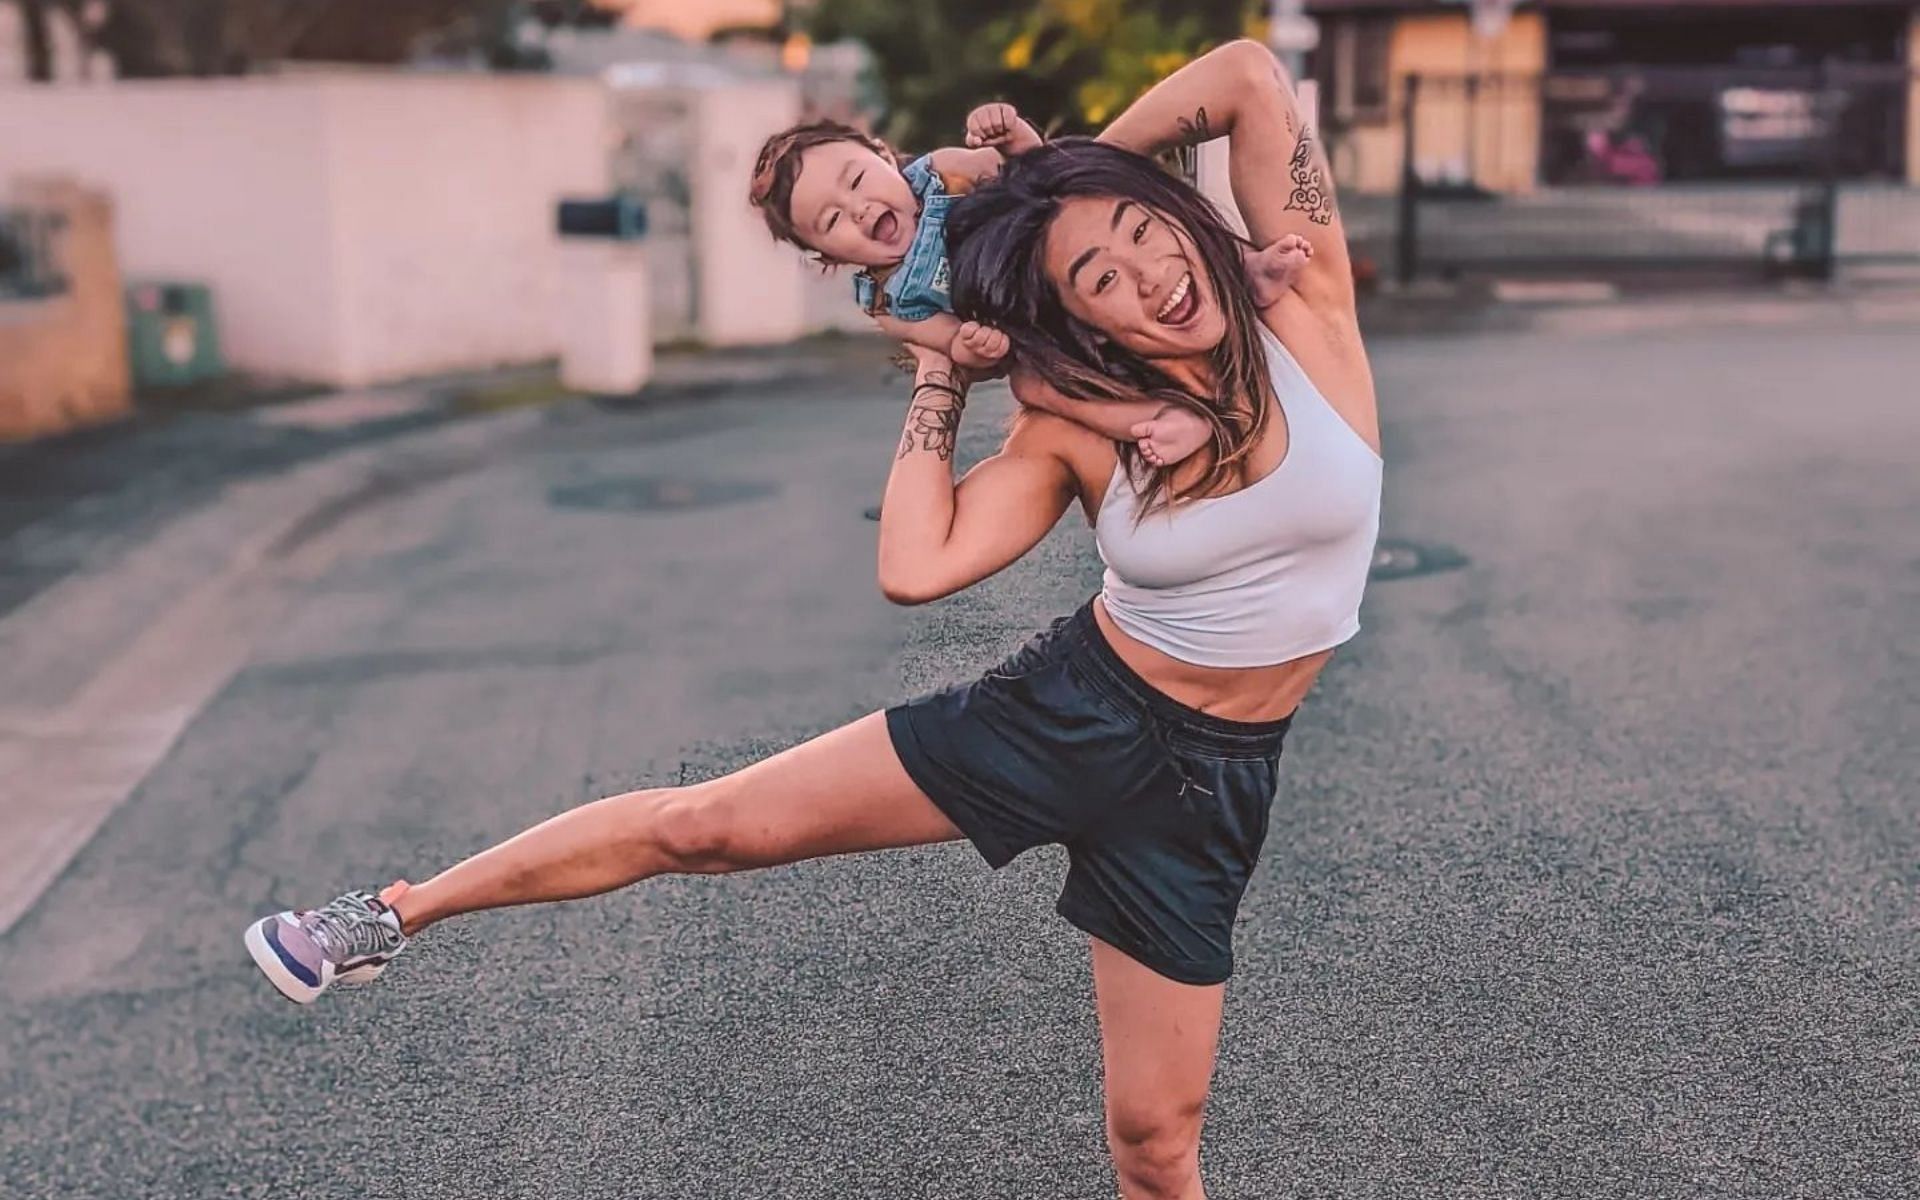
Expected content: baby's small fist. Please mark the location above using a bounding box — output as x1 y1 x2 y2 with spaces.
965 102 1020 149
958 321 1010 361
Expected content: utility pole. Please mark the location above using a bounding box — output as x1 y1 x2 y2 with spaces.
1266 0 1318 86
1267 0 1319 130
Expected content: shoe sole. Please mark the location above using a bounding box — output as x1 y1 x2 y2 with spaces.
244 917 323 1005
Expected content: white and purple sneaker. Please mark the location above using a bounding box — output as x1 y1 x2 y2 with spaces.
244 887 409 1005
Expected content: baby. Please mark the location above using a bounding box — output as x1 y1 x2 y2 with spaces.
749 102 1312 467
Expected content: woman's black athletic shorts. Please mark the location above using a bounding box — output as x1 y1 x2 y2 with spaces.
884 599 1293 985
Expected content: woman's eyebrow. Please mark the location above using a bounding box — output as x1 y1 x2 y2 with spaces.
1067 246 1099 288
1067 202 1139 287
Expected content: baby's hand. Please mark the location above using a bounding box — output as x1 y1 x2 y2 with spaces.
1129 404 1213 469
965 103 1044 156
1243 234 1313 308
950 321 1011 370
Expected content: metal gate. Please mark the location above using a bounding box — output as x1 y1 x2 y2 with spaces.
1373 66 1920 282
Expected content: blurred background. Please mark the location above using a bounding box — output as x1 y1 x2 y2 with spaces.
2 0 1917 436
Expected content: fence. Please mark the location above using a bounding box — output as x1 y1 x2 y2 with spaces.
1326 65 1920 282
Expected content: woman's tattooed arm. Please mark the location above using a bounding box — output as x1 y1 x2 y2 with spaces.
897 370 967 462
1173 106 1212 145
1284 127 1335 226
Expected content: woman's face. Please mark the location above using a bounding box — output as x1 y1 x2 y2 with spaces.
1042 195 1227 360
785 140 918 268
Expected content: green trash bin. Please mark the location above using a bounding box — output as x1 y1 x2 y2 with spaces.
126 281 224 388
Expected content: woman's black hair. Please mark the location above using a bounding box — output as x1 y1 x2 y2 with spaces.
945 137 1274 513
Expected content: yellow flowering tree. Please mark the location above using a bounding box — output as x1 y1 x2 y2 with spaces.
810 0 1251 148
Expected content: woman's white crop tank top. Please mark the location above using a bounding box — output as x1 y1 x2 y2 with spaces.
1095 323 1383 668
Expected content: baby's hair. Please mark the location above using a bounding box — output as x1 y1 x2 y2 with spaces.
748 119 903 259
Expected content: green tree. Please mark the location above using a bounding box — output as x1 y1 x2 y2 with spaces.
809 0 1255 149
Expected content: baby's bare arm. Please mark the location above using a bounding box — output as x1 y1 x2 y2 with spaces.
926 146 1008 194
874 311 963 354
1008 368 1169 441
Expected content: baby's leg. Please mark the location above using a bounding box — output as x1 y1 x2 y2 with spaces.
1243 234 1313 308
1008 366 1212 468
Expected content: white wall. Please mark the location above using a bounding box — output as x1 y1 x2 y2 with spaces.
0 71 609 386
0 78 347 379
318 74 608 384
687 79 806 346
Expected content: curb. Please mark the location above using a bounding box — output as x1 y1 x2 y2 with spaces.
0 404 548 938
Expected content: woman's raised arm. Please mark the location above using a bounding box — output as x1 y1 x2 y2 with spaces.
1100 40 1352 306
875 343 1079 606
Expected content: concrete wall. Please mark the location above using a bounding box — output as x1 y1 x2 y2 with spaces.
317 74 609 383
0 180 131 441
609 70 837 346
0 78 344 379
1326 12 1546 196
0 72 609 386
687 79 806 346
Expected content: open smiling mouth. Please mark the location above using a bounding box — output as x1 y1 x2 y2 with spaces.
872 211 899 244
1155 271 1199 325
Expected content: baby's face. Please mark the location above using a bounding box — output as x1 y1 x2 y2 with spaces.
785 140 918 267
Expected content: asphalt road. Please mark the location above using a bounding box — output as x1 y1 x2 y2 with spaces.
2 321 1916 1199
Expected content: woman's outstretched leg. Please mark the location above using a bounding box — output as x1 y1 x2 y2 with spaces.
244 712 961 1003
396 712 959 931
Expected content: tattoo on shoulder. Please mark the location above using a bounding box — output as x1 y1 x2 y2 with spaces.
1284 128 1334 226
1175 106 1211 145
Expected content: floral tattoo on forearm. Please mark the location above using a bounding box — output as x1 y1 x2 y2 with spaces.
1284 128 1334 226
898 371 966 462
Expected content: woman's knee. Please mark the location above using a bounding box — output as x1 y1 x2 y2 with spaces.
1106 1101 1204 1197
650 784 754 873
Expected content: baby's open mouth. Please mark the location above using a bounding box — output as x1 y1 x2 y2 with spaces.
872 210 899 244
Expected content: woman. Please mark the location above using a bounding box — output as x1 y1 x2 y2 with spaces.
244 41 1381 1200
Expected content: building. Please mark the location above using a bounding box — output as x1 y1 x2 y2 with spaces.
602 0 784 42
1306 0 1920 193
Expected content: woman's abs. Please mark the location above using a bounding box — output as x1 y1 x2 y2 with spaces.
1092 598 1329 722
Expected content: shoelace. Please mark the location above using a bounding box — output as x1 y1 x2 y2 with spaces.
304 893 397 963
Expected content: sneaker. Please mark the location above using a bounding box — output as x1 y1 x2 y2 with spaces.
244 884 409 1005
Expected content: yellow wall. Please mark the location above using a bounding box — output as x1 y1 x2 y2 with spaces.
0 179 131 442
1329 11 1546 196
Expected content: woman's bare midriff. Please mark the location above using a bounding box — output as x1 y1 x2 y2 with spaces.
1092 598 1329 723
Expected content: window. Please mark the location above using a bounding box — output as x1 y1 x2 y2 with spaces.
0 210 67 302
1325 16 1394 125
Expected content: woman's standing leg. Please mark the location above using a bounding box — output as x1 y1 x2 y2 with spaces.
1091 937 1227 1200
391 712 961 933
